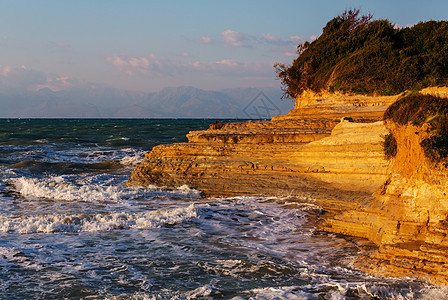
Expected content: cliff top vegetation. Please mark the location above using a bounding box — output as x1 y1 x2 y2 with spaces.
275 9 448 99
384 93 448 162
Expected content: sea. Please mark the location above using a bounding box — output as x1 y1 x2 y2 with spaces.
0 118 447 300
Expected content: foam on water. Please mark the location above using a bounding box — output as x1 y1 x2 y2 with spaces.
3 119 448 299
0 204 197 234
104 281 448 300
10 175 201 203
2 144 145 168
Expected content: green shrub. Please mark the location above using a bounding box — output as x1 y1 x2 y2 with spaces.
383 94 448 162
383 133 397 159
275 9 448 99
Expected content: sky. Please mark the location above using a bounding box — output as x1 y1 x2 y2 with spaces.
0 0 447 94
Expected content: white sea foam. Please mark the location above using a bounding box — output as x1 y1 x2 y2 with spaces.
0 245 43 271
106 293 156 300
0 204 197 234
245 286 309 300
175 284 214 299
242 282 448 300
10 176 201 202
119 154 143 167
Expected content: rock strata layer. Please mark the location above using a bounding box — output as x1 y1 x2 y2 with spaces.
323 120 448 285
128 92 396 201
129 87 448 283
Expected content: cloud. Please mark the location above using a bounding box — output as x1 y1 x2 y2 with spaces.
290 35 302 42
0 65 12 76
186 59 273 77
195 31 305 56
215 59 239 67
222 30 253 47
259 33 306 57
196 36 213 44
49 41 71 53
106 54 273 79
284 52 296 57
262 33 278 42
105 54 166 76
34 76 75 92
262 33 303 47
0 65 81 93
0 65 46 91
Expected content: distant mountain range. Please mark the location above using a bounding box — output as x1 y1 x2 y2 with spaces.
0 86 294 119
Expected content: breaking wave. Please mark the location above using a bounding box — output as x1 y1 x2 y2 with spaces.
10 175 202 203
0 204 197 234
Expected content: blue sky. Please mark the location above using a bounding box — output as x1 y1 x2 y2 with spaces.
0 0 447 93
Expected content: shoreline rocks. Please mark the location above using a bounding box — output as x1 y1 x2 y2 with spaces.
128 93 395 201
127 89 448 284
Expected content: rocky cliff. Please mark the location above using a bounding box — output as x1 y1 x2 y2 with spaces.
128 89 448 283
128 92 396 205
323 91 448 285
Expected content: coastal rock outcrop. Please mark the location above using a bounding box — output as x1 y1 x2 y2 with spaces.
128 88 448 283
324 120 448 284
128 92 396 204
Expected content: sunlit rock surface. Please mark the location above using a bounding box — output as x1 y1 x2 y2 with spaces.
128 92 396 200
129 89 448 283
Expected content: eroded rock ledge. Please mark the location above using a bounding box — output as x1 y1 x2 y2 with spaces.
128 90 448 283
128 93 395 202
323 119 448 285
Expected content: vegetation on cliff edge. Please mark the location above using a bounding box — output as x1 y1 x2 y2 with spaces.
383 93 448 162
275 9 448 99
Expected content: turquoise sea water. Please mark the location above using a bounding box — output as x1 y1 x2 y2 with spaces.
0 119 446 299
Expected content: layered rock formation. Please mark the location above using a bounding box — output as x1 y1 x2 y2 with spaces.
324 119 448 284
128 93 396 205
128 89 448 283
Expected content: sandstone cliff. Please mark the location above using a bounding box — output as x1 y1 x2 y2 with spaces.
128 89 448 283
128 93 396 205
323 96 448 285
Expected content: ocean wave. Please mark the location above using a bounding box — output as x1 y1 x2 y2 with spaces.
119 154 144 167
6 146 145 167
10 176 202 203
0 204 197 234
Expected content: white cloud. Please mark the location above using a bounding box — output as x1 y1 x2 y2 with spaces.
196 36 213 44
34 76 75 92
222 30 252 47
262 33 278 42
290 35 303 42
185 59 273 77
0 65 80 92
105 54 165 76
106 54 273 79
215 59 239 67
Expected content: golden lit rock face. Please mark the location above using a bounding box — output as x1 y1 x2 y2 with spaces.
127 93 395 199
324 120 448 284
128 89 448 283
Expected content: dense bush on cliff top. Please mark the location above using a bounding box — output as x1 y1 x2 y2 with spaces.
384 93 448 162
275 9 448 98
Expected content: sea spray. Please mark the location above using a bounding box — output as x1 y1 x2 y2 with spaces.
10 175 202 203
0 204 197 234
1 119 447 299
